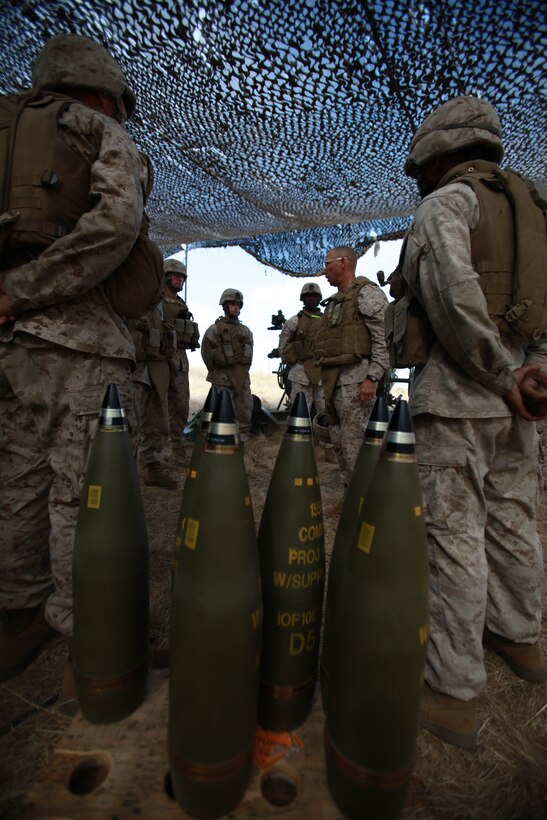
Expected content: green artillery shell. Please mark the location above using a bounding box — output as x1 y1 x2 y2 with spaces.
321 396 389 709
325 400 429 820
258 391 325 731
72 383 149 724
169 389 262 819
173 386 219 580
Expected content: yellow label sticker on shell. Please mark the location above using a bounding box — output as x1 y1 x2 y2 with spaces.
190 469 197 479
414 505 423 517
245 495 251 507
87 485 102 510
184 518 199 550
294 478 303 486
357 521 375 554
306 477 314 486
419 625 429 646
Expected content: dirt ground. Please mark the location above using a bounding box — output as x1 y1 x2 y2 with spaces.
0 389 545 819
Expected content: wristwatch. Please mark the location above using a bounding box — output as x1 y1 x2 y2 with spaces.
366 374 378 383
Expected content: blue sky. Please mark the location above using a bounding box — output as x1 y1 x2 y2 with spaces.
171 239 403 375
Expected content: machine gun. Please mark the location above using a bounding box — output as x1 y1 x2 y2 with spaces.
267 309 291 411
268 309 286 331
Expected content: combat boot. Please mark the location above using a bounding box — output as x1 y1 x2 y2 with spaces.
0 604 54 681
483 628 547 682
419 682 478 749
141 462 178 490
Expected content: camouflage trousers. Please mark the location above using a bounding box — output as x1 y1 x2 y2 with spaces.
414 413 543 700
0 340 135 637
328 382 374 485
290 381 325 419
133 381 169 465
168 359 190 443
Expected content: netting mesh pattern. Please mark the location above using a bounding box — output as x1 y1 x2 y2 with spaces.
1 0 545 275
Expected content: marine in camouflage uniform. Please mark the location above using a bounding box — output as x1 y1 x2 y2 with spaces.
201 288 253 440
278 282 325 418
0 35 156 677
162 259 199 450
400 96 546 748
314 247 390 486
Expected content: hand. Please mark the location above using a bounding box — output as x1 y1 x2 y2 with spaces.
517 366 547 418
359 378 377 404
504 366 547 421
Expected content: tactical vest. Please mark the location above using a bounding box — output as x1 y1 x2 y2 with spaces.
0 91 94 254
282 309 322 365
211 317 253 367
162 291 200 351
385 161 547 367
313 276 373 366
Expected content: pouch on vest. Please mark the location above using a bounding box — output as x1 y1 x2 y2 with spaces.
384 295 430 368
222 341 235 360
144 327 162 359
163 329 177 358
282 341 298 365
241 343 252 364
328 302 343 326
175 316 200 349
293 332 310 361
384 240 433 367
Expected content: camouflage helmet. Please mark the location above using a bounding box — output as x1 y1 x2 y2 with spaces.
219 288 244 306
300 282 322 300
32 34 136 118
404 96 503 178
164 258 187 286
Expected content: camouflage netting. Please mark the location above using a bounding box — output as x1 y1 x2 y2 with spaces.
1 0 545 275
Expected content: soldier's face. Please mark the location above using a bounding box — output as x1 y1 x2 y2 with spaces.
415 157 448 199
302 294 321 310
323 254 345 287
225 300 242 318
170 274 185 292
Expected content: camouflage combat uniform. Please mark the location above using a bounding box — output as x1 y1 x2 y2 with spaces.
201 316 253 438
278 309 325 417
403 181 546 700
0 101 145 637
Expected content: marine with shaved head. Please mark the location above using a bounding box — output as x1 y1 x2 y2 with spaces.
313 246 390 490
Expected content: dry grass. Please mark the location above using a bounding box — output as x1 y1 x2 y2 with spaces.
0 405 545 819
